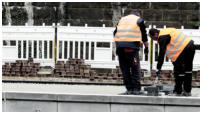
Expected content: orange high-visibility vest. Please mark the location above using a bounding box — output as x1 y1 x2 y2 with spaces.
159 28 191 62
114 15 142 42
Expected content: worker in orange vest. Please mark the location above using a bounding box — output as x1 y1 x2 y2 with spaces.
114 11 148 95
149 28 196 96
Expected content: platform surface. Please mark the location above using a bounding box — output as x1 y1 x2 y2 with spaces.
2 82 200 97
2 82 200 112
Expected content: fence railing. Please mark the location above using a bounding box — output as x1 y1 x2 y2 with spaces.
2 24 55 67
2 23 200 71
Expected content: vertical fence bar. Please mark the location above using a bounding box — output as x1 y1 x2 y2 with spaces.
67 41 70 59
61 41 64 60
94 41 96 60
78 41 81 59
25 40 28 59
37 40 40 59
31 40 34 58
17 40 20 59
73 41 75 58
42 40 44 59
110 42 113 61
57 40 59 60
83 41 86 59
47 40 50 59
89 41 91 60
21 40 23 59
142 43 145 62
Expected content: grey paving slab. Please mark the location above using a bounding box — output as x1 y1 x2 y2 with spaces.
58 94 111 103
58 102 110 112
5 100 57 112
111 95 164 104
111 104 164 112
164 96 200 106
2 92 58 101
165 106 200 112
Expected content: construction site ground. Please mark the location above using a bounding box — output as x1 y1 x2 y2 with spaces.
2 82 200 97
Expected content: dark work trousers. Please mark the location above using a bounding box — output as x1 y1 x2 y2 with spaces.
117 48 141 91
172 41 195 94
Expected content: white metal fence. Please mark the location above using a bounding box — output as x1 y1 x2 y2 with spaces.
2 23 200 71
2 24 55 66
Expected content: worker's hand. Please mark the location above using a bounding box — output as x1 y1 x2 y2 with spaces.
144 47 148 55
156 69 161 76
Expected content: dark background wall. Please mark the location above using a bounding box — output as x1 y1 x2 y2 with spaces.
2 2 200 29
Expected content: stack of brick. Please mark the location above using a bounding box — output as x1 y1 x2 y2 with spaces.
141 70 175 84
2 58 40 77
54 59 92 79
2 58 199 86
196 71 200 81
158 70 174 84
2 63 10 76
88 66 123 83
112 66 123 82
192 70 200 86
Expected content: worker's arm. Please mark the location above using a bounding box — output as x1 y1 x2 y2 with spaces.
138 18 148 47
138 18 148 54
113 27 117 37
157 35 170 70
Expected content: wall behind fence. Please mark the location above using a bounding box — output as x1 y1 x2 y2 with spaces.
2 2 200 29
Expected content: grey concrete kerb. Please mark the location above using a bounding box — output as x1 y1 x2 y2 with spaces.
2 92 200 106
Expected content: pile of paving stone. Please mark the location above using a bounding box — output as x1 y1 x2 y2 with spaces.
92 66 123 82
192 71 200 86
2 58 200 85
54 59 92 78
2 58 40 77
141 70 174 84
54 59 123 83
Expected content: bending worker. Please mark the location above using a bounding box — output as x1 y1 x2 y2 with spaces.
113 11 148 95
149 28 195 96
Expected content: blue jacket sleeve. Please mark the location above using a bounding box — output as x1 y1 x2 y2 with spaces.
137 18 148 43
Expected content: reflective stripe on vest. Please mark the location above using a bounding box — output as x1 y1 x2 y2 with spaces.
114 15 142 42
159 28 191 62
165 32 183 56
169 35 188 59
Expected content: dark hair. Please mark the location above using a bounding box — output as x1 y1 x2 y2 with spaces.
129 10 141 16
124 9 141 16
149 28 160 36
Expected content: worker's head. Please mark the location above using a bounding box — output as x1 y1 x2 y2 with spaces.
149 28 160 41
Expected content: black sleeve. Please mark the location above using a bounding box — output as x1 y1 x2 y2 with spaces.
138 19 148 43
157 35 171 70
113 27 117 37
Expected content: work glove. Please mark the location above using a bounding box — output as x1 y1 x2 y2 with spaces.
144 47 148 55
156 69 161 77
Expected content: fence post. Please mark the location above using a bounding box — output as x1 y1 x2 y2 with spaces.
67 23 70 27
54 23 58 63
85 24 88 27
181 25 184 30
102 24 105 28
148 25 153 71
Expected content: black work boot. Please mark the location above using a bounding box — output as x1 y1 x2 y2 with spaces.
168 90 182 96
132 89 144 95
182 91 192 96
119 90 134 95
